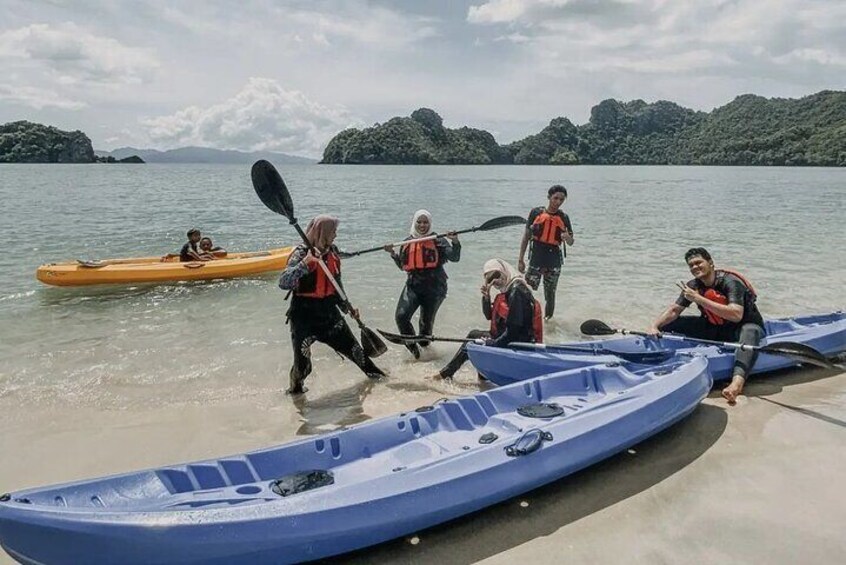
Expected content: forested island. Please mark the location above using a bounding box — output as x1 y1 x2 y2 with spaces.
0 121 143 163
321 91 845 166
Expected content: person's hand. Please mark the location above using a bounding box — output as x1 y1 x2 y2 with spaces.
676 281 700 304
383 244 394 254
303 250 321 267
517 258 526 273
646 325 663 337
349 307 361 320
446 231 458 242
480 283 490 296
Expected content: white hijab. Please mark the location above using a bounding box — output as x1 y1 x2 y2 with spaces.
483 258 525 291
410 209 433 237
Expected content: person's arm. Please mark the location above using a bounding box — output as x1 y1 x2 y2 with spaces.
562 215 574 246
186 248 205 261
648 304 685 335
277 247 311 290
383 243 405 270
517 211 535 273
481 288 493 320
441 235 461 262
211 248 227 258
683 278 745 323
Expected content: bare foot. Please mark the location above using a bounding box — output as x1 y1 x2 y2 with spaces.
721 375 745 405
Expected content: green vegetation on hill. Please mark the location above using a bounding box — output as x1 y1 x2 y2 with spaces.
0 121 96 163
321 91 845 166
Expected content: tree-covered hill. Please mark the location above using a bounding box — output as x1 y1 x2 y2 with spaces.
321 91 845 166
0 121 97 163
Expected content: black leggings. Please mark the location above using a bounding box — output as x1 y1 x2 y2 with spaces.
437 329 490 379
395 284 445 352
661 316 765 379
289 316 384 393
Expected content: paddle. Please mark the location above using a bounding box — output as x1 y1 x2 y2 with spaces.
579 319 834 369
338 216 526 259
376 330 673 363
251 160 387 358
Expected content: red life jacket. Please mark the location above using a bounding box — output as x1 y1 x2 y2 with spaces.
402 239 439 271
489 292 544 342
699 269 756 325
531 210 566 246
295 250 340 299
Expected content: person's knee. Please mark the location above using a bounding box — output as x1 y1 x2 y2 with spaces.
467 329 487 339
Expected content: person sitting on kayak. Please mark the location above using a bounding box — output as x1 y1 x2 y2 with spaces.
179 228 204 262
199 237 227 259
517 185 574 320
384 210 461 360
647 247 765 405
436 259 543 380
278 215 386 395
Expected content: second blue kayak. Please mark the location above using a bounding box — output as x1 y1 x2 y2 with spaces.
467 311 846 386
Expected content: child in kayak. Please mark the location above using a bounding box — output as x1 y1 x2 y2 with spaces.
647 247 764 405
199 237 227 259
278 215 385 395
517 185 574 320
384 210 461 359
436 259 543 380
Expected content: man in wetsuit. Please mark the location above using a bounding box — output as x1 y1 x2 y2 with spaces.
517 185 574 320
648 247 765 404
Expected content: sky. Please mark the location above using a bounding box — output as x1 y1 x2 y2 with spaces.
1 0 843 158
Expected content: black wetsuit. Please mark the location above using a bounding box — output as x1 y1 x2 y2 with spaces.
663 272 765 379
439 282 537 379
525 206 572 318
180 241 201 262
392 236 461 356
278 245 384 393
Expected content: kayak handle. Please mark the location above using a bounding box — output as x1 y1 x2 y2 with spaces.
505 429 553 457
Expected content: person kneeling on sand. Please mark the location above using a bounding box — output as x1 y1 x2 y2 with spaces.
436 259 543 380
647 247 764 405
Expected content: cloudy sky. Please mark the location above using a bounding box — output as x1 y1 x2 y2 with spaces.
1 0 843 157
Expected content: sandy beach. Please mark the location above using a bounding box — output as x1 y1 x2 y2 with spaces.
1 363 843 564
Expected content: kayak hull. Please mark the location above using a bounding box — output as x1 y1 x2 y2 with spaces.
467 312 846 386
36 247 293 286
0 357 710 564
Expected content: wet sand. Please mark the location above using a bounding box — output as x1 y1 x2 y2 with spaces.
1 366 844 564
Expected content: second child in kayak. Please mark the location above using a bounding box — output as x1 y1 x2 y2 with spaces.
278 215 386 395
384 210 461 359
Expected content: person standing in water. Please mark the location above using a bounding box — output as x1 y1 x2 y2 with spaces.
647 247 764 405
517 185 574 320
278 215 385 395
436 259 543 380
384 210 461 359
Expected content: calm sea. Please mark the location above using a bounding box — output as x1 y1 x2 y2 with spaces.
0 164 843 425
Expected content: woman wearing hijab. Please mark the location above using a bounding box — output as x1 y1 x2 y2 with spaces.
278 215 385 394
384 210 461 359
436 259 543 380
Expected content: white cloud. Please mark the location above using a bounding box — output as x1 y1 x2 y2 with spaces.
0 84 86 110
0 22 159 85
141 78 362 157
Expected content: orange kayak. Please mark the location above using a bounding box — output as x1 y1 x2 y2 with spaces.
36 247 293 286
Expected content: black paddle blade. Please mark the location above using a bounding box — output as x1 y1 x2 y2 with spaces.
251 160 295 220
761 342 835 369
476 215 526 231
580 319 618 336
360 326 388 358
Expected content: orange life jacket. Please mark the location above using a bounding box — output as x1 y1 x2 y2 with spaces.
402 239 439 271
295 251 340 299
531 210 566 246
490 292 544 342
699 269 757 325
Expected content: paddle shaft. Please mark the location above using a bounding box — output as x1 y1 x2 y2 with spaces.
620 327 780 354
343 230 466 258
289 220 357 315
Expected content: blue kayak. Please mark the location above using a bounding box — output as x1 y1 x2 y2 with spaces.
0 357 710 564
468 312 846 386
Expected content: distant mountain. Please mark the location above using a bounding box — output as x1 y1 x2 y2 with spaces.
95 146 315 164
321 91 846 166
